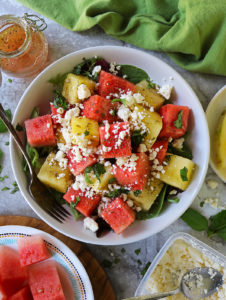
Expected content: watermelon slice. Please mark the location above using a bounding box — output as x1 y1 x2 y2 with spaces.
159 104 190 138
151 140 169 164
63 187 101 217
50 103 66 124
9 286 33 300
25 115 56 147
99 122 132 158
28 260 65 300
101 197 135 234
0 246 28 297
98 71 135 98
82 95 117 123
113 153 150 190
17 235 50 267
67 148 97 176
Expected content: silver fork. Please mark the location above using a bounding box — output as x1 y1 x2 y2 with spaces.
0 103 71 222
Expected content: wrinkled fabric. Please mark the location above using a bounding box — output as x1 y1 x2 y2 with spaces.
17 0 226 75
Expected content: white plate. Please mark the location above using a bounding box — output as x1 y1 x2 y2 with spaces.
0 225 94 300
10 46 210 245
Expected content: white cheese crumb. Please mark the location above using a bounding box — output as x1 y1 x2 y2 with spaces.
204 197 219 209
56 107 64 114
84 217 99 232
77 84 91 100
158 84 173 100
127 199 134 207
206 179 219 190
138 143 147 153
117 106 131 122
172 138 184 150
92 65 101 76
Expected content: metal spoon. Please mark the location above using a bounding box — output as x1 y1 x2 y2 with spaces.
123 267 223 300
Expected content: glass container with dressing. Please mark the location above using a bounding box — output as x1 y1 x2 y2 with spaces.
0 14 48 78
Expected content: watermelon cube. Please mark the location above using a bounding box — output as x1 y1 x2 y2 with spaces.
17 235 50 267
63 188 101 217
98 71 135 98
50 103 66 125
159 104 190 139
9 286 33 300
101 197 135 234
28 260 65 300
113 153 150 190
0 246 28 297
25 115 56 147
67 148 97 176
82 95 117 123
151 140 168 164
99 122 132 158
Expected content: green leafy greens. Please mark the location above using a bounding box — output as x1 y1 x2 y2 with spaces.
105 188 130 198
0 109 12 133
84 163 106 183
112 98 126 105
73 56 102 81
119 65 149 84
180 167 188 181
131 130 147 150
53 90 68 110
174 110 183 128
48 73 68 92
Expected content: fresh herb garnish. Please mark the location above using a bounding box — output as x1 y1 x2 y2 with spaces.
84 166 93 184
84 130 89 136
133 190 142 197
174 110 183 129
49 189 66 205
112 98 126 105
16 124 24 132
102 259 112 268
121 248 126 254
137 259 142 265
106 188 130 198
141 262 151 276
53 90 68 110
10 181 19 194
30 107 40 119
0 175 8 182
200 201 205 207
168 197 180 203
111 108 117 116
48 73 68 92
180 166 188 181
73 56 102 81
114 258 120 264
135 248 141 255
181 208 208 231
8 78 12 83
1 187 10 191
108 177 116 184
70 196 80 208
93 163 106 181
4 142 9 146
69 203 82 220
131 130 147 150
167 142 193 160
24 143 41 171
208 210 226 239
146 79 156 89
0 109 12 132
119 65 149 84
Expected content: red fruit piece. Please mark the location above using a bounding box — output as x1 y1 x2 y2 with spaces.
28 260 65 300
0 246 28 297
64 188 101 217
98 71 135 98
101 197 135 234
99 122 132 158
25 115 56 147
50 103 66 124
82 95 117 123
113 153 150 190
67 148 97 176
151 140 169 164
159 104 190 139
17 235 50 267
9 286 33 300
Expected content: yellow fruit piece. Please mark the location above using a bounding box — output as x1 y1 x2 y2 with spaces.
160 155 195 191
89 166 114 192
55 127 66 144
216 111 226 168
71 117 99 147
129 178 164 211
62 73 96 104
133 104 162 147
37 152 73 193
135 80 165 111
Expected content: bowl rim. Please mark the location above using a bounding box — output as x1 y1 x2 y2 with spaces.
10 45 210 245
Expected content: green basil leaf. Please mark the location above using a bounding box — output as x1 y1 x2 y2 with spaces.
181 208 208 231
73 56 102 81
84 166 93 184
70 196 80 208
48 73 68 92
105 188 130 198
131 130 147 150
174 110 183 129
0 109 12 132
133 190 142 197
53 91 68 110
69 203 82 220
112 98 126 105
120 65 149 84
0 149 3 160
208 210 226 239
93 163 106 181
167 142 193 160
180 166 188 181
108 177 116 184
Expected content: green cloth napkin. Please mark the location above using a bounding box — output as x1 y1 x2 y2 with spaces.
18 0 226 76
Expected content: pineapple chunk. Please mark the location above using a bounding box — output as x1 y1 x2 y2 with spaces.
37 152 73 193
71 117 99 147
216 110 226 168
129 178 164 210
160 155 195 191
132 104 162 147
55 127 66 145
135 80 165 111
90 166 114 192
62 73 96 104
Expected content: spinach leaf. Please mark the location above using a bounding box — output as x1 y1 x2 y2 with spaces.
131 130 147 150
105 188 130 198
180 167 188 181
208 210 226 239
93 163 106 181
168 142 193 160
0 109 12 132
119 65 149 84
174 110 183 128
53 90 68 110
181 208 208 231
73 56 102 81
48 73 68 92
136 184 167 220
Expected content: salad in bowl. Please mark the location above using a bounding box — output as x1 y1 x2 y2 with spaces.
21 55 196 237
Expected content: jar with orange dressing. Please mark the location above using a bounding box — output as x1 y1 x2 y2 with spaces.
0 14 48 78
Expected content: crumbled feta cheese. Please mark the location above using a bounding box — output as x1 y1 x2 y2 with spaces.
84 217 99 232
102 145 112 152
127 199 133 207
57 173 65 179
77 84 91 100
204 197 219 209
54 150 68 169
136 206 142 212
206 179 219 190
56 107 64 114
133 93 145 104
138 143 147 153
115 154 138 172
158 84 173 99
109 62 118 75
172 137 184 150
117 106 131 122
92 65 101 76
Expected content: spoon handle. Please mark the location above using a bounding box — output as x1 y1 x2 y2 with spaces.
0 103 33 175
122 288 180 300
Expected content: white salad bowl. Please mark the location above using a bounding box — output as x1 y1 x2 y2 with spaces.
10 46 209 245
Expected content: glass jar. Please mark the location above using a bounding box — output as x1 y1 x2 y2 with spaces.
0 14 48 78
